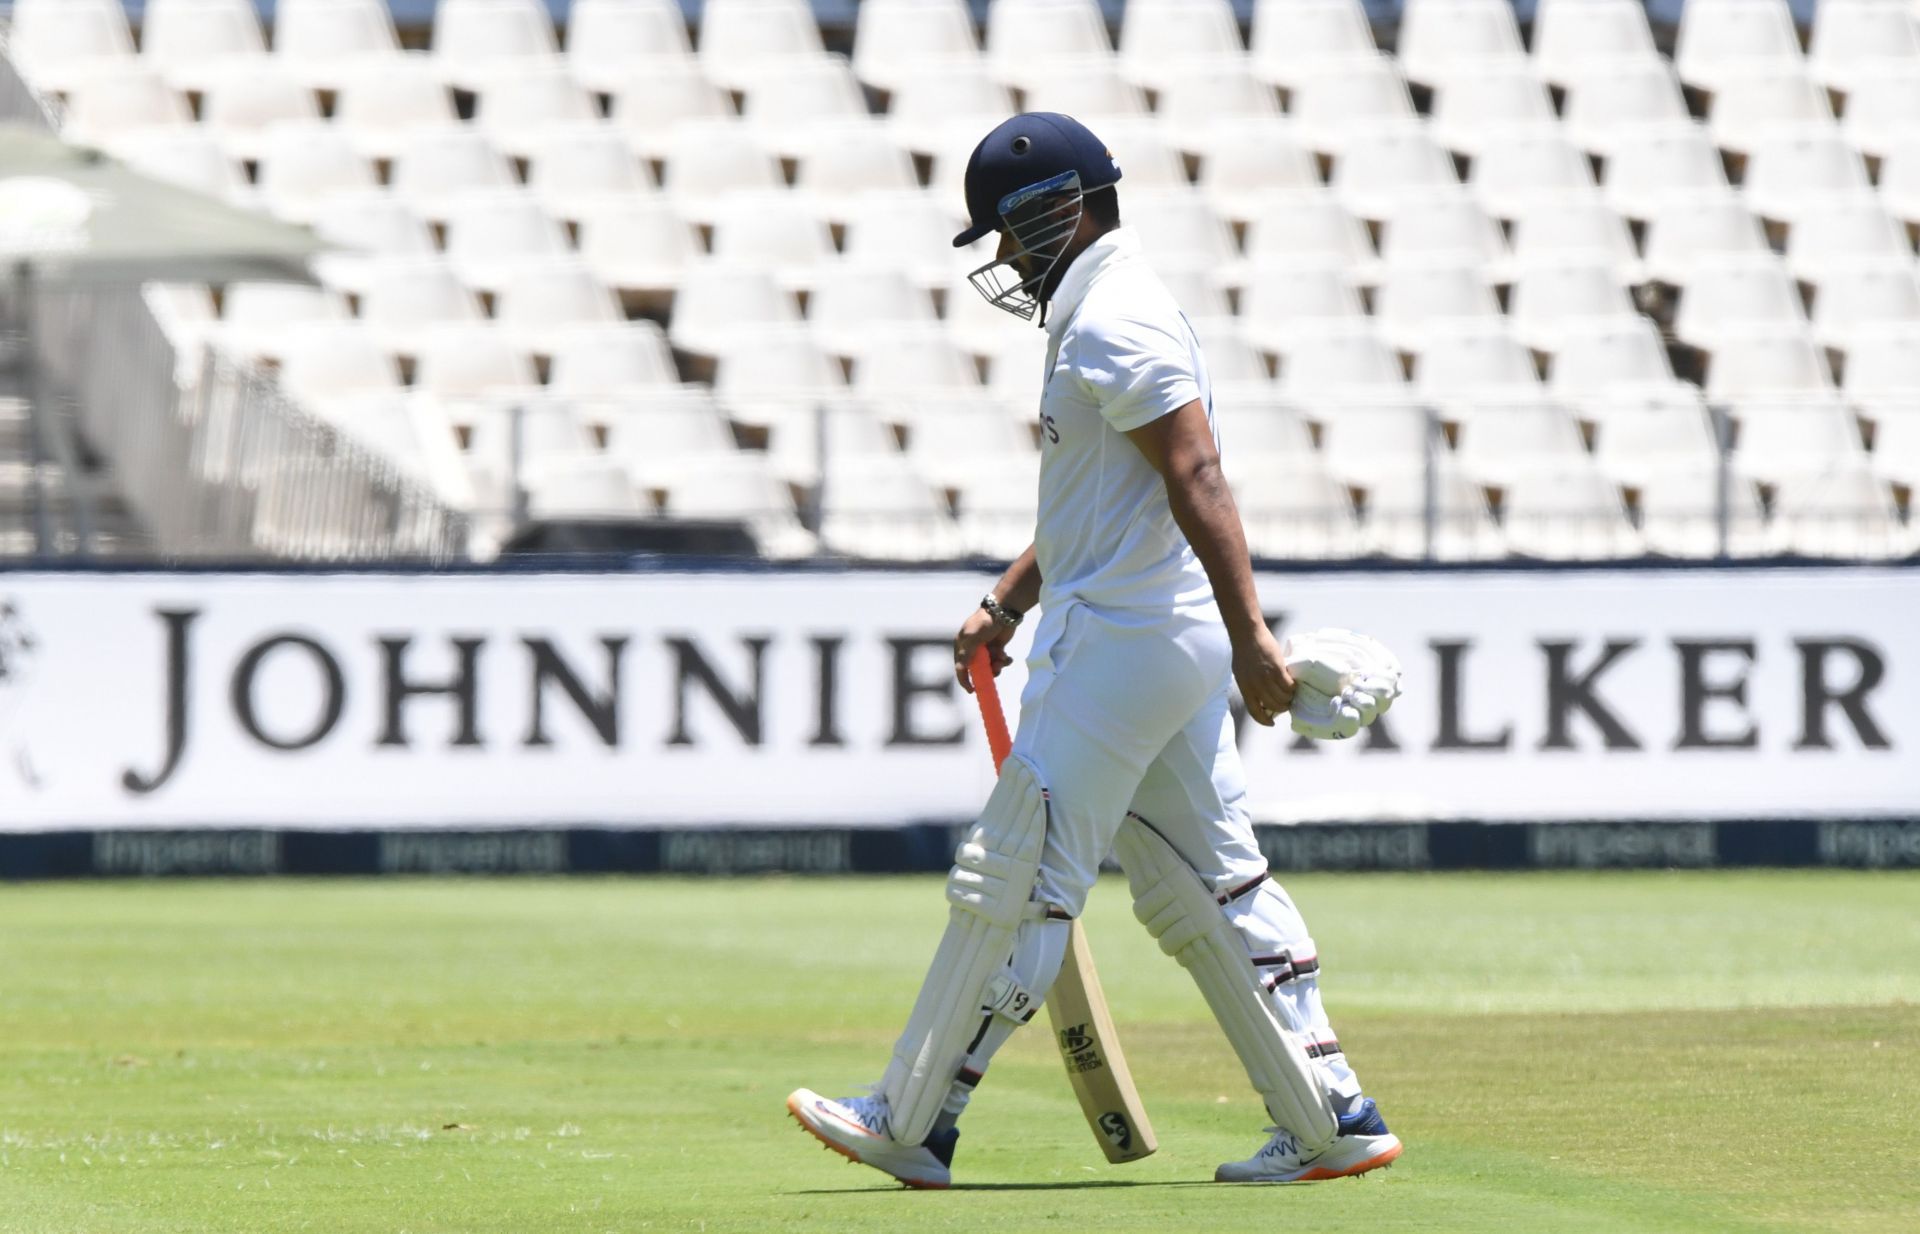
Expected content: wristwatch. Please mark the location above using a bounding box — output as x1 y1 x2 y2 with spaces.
980 594 1023 630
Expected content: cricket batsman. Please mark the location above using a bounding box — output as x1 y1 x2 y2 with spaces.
788 113 1403 1187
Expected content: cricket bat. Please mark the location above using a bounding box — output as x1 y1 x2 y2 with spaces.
967 647 1159 1164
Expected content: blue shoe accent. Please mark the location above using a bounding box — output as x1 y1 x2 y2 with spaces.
923 1126 960 1168
1338 1098 1389 1138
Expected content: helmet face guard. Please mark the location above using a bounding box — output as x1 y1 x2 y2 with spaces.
966 169 1085 324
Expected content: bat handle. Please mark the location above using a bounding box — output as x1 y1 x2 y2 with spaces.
967 646 1012 773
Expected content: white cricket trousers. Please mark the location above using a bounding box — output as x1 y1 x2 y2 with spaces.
975 599 1362 1118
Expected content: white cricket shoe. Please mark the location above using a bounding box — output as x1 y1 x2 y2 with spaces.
785 1088 959 1190
1215 1098 1403 1183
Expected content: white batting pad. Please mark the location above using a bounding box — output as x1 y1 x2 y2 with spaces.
880 753 1053 1145
1112 817 1339 1152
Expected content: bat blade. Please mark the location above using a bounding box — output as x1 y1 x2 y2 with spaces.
967 646 1157 1164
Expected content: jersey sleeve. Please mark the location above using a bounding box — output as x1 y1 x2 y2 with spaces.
1061 313 1202 434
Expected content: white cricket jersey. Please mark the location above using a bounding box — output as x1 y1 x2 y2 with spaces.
1032 226 1217 620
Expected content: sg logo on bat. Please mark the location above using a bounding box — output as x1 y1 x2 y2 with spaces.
1097 1112 1135 1152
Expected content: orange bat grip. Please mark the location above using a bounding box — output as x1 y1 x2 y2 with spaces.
967 645 1013 773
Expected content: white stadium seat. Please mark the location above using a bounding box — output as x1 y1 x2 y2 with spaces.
850 328 984 396
1740 134 1872 222
1561 62 1692 157
1276 324 1410 400
818 456 963 559
357 260 488 356
1413 326 1541 401
442 193 574 294
757 399 896 486
1237 267 1368 354
1117 0 1245 91
527 128 654 220
1378 196 1509 276
1362 459 1506 560
1192 126 1323 223
1602 124 1731 221
472 68 601 161
842 191 970 290
956 463 1044 560
1842 326 1920 397
1289 56 1419 154
886 64 1019 158
1450 397 1592 485
1809 0 1920 92
1674 260 1809 348
273 0 404 89
108 128 249 203
986 0 1115 90
1813 266 1920 347
740 56 874 159
199 66 322 163
1549 320 1686 405
660 122 785 223
1249 0 1377 89
1229 458 1364 560
60 71 191 147
1675 0 1805 91
392 131 520 223
496 263 627 355
792 126 923 221
1838 66 1920 158
1431 71 1559 157
1331 126 1461 221
1730 398 1865 485
1767 464 1906 558
430 0 561 89
1705 331 1836 403
1532 0 1663 87
1642 198 1773 286
1876 136 1920 224
609 62 738 162
218 282 351 364
549 324 681 396
1396 0 1527 88
256 124 379 222
709 192 839 290
278 323 404 403
1372 264 1503 351
1123 191 1240 269
854 0 983 93
1469 132 1597 219
807 266 942 357
310 192 439 294
1508 201 1644 283
658 454 817 557
1637 466 1770 559
1508 264 1642 352
1499 464 1644 560
7 0 136 94
1708 71 1837 155
331 59 462 162
411 325 541 400
669 264 803 356
141 0 267 92
1020 58 1151 123
1158 64 1283 144
1240 197 1375 273
1590 390 1724 484
565 0 694 94
698 0 830 93
1316 403 1434 483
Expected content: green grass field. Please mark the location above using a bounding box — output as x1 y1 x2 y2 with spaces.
2 872 1916 1234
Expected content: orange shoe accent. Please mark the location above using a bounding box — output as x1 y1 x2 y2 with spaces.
785 1094 950 1190
1294 1139 1403 1182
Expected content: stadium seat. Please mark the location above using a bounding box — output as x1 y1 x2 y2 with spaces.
1373 264 1503 352
1413 326 1541 401
1837 66 1920 158
1548 319 1687 405
392 130 521 223
1499 464 1645 559
1510 264 1644 352
1862 404 1920 485
955 462 1043 559
601 388 742 489
1240 197 1374 273
494 263 626 355
849 327 984 396
660 122 785 223
1875 135 1920 224
793 126 923 222
472 68 600 162
896 396 1036 481
59 71 192 146
1602 124 1732 221
1211 392 1316 460
278 323 404 403
1188 322 1270 385
609 62 738 162
1276 324 1411 401
1289 56 1419 155
1331 126 1460 221
1016 58 1152 127
1636 465 1769 558
1508 201 1644 283
1237 267 1368 354
1705 331 1837 402
1740 134 1872 221
1451 397 1592 484
1377 196 1508 277
199 65 321 163
1084 121 1188 190
527 128 654 220
1531 0 1663 87
668 264 803 356
1470 131 1598 219
1590 389 1724 483
1673 259 1809 348
357 259 488 356
1116 0 1245 91
842 191 970 290
411 324 541 400
442 192 574 293
1431 71 1559 157
1361 456 1506 560
698 0 830 93
1708 71 1838 155
217 282 351 365
1396 0 1528 88
1642 198 1773 285
1561 61 1692 157
985 0 1115 91
256 124 378 222
1675 0 1805 91
756 397 900 486
885 64 1019 159
806 266 942 357
656 454 817 557
1157 64 1283 146
1810 267 1920 349
1730 397 1867 480
524 456 651 517
430 0 560 90
1229 458 1364 559
310 192 439 294
1192 126 1322 223
853 0 983 93
1314 402 1434 483
1808 0 1920 92
272 0 404 89
108 128 250 203
707 192 838 291
1767 463 1904 556
740 56 875 159
331 58 462 162
548 324 681 396
1248 0 1377 89
564 0 694 94
818 455 964 559
6 0 135 94
1122 191 1240 269
1155 266 1231 318
141 0 267 93
1841 325 1920 396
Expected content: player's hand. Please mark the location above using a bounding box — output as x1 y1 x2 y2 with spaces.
955 606 1015 693
1232 628 1296 726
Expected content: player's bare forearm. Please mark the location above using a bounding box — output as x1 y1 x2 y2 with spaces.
1125 401 1295 723
993 544 1043 614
